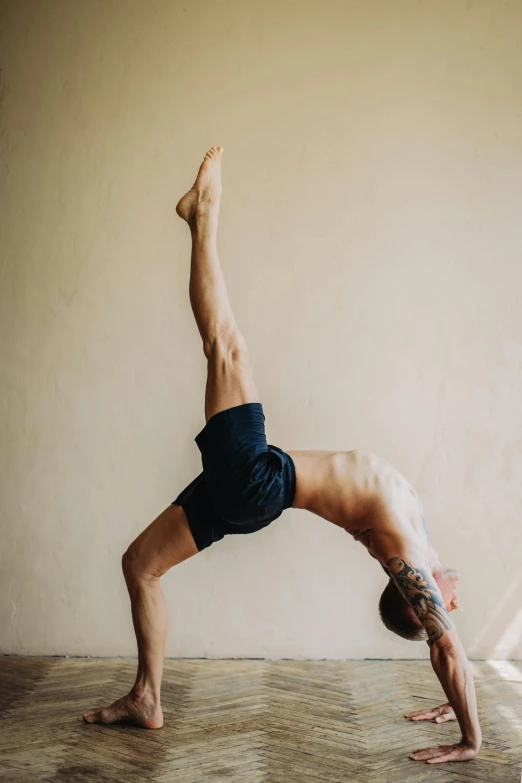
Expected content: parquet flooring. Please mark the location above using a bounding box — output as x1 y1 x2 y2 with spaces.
0 658 520 782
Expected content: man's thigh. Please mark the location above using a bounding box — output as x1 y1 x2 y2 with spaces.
204 330 259 421
124 504 199 578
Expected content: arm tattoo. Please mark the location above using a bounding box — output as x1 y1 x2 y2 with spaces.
386 557 453 645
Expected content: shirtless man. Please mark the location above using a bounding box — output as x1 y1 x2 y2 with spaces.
84 147 481 765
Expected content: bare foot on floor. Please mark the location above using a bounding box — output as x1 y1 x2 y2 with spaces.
176 145 223 228
83 690 163 729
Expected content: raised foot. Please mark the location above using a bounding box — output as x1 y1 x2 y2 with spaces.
176 145 223 228
83 690 163 729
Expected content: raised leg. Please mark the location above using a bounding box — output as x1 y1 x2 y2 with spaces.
176 146 259 421
83 505 198 727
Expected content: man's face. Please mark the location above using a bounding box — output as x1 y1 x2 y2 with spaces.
440 569 460 612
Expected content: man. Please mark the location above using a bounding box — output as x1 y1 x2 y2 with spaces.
84 147 481 765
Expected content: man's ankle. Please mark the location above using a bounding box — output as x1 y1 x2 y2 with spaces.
132 681 159 703
191 207 218 234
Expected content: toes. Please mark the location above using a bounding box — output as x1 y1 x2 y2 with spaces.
97 708 111 724
83 707 118 725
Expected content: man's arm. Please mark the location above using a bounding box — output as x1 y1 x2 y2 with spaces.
387 556 481 764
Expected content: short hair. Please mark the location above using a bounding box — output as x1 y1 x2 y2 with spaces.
379 580 427 641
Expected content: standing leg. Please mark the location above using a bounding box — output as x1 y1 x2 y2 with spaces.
176 146 259 420
83 504 198 727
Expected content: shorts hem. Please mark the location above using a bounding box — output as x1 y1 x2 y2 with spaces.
284 451 297 510
171 500 205 552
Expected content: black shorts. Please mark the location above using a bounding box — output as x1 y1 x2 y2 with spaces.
172 402 296 551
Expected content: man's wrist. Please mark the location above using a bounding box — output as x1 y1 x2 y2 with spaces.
462 732 482 751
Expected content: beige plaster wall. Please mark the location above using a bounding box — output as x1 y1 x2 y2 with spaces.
1 0 521 659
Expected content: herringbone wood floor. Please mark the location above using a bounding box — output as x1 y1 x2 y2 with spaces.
0 659 520 782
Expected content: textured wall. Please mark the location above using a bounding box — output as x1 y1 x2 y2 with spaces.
1 0 521 659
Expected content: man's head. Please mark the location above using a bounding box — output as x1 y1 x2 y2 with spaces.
378 566 460 641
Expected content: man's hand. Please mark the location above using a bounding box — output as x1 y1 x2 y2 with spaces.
405 702 456 723
409 741 479 764
406 702 479 762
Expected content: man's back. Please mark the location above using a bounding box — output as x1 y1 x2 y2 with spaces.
288 448 430 563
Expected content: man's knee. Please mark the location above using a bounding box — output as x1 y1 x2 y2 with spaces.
122 537 170 583
204 326 249 365
122 546 140 582
121 543 156 583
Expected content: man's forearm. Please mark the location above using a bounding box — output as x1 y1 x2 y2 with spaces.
430 639 482 749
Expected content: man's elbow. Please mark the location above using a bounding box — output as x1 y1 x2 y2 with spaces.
428 626 460 654
432 640 458 655
430 636 462 667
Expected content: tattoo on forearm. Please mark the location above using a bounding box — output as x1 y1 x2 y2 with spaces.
386 557 453 645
